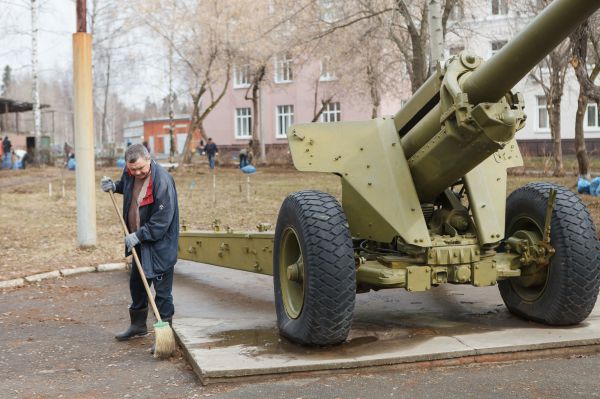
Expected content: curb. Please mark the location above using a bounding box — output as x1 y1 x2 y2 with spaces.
0 262 127 290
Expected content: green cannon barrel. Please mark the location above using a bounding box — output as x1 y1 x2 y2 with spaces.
399 0 600 202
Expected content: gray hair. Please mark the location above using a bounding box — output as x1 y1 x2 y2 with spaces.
124 143 150 163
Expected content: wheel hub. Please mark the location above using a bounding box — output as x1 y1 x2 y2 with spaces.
286 256 304 282
279 228 305 319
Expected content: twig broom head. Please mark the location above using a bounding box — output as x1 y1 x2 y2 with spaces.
153 321 177 359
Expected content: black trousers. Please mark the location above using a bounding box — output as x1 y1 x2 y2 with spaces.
129 256 174 320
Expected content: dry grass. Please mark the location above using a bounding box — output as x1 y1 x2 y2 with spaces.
1 164 599 282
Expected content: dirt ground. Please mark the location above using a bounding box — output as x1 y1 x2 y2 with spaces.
1 163 600 398
1 164 599 282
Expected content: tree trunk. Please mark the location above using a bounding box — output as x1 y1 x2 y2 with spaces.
168 44 175 162
428 0 443 74
548 97 564 177
575 90 590 179
101 53 111 148
366 63 380 118
248 65 265 161
181 95 201 165
31 0 41 162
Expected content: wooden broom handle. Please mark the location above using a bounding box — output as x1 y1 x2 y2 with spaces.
108 190 162 322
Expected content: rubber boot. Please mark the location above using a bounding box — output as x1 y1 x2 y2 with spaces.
150 317 173 354
115 308 148 341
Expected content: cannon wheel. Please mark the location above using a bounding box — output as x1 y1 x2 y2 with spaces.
273 190 355 346
499 183 600 325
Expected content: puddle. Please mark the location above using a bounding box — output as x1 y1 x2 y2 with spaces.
193 311 523 359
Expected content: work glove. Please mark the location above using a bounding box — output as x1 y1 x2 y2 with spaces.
101 176 116 192
124 232 140 251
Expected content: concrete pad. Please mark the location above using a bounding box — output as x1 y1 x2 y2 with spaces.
60 266 96 277
0 278 26 289
172 260 600 384
24 271 61 283
97 262 126 272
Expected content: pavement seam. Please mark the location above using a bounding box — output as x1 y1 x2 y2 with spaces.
0 262 128 290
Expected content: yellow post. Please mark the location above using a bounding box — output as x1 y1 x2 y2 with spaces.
73 32 96 246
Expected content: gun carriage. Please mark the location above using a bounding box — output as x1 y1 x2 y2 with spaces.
179 0 600 346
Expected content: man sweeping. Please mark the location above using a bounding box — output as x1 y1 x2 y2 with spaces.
101 144 179 354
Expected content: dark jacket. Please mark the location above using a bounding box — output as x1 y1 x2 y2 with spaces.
2 138 11 154
115 160 179 278
204 142 218 157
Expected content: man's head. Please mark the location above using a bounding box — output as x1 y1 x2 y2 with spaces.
124 143 151 179
208 138 212 142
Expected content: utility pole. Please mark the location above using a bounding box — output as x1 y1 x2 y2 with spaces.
73 0 97 247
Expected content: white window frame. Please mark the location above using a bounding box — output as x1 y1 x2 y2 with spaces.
448 3 464 21
233 64 251 89
491 0 508 16
448 45 464 57
274 54 293 83
320 58 336 81
320 102 341 123
536 95 550 132
235 107 252 139
585 102 600 130
276 105 294 138
490 40 507 57
319 0 339 23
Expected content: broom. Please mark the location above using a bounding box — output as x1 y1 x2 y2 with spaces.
107 189 177 359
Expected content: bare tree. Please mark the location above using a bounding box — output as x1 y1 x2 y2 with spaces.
570 18 600 179
511 0 569 177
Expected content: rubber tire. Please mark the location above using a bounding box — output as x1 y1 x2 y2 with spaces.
499 182 600 325
273 190 356 346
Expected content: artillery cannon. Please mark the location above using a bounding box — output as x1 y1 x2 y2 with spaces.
179 0 600 346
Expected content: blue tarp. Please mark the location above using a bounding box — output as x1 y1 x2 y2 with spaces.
577 177 600 196
241 165 256 174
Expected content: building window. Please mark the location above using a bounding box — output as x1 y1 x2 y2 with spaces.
319 0 340 23
276 105 294 138
585 102 599 129
448 4 464 21
491 0 508 15
233 64 251 88
449 45 464 56
320 102 341 123
274 53 293 83
235 107 252 139
536 96 549 131
320 58 336 81
491 40 507 56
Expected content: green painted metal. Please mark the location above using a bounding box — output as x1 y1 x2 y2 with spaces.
177 0 600 297
278 227 305 319
287 118 431 246
177 231 274 275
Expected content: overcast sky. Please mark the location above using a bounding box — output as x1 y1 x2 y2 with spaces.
0 0 168 108
0 0 75 77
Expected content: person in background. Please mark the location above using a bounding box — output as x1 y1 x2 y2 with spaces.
204 137 218 170
2 136 12 169
143 141 151 154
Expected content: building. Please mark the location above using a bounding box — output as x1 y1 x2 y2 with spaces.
0 97 51 153
123 120 144 148
142 116 202 158
200 0 600 161
445 0 600 155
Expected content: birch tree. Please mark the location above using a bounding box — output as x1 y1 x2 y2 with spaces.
31 0 41 157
